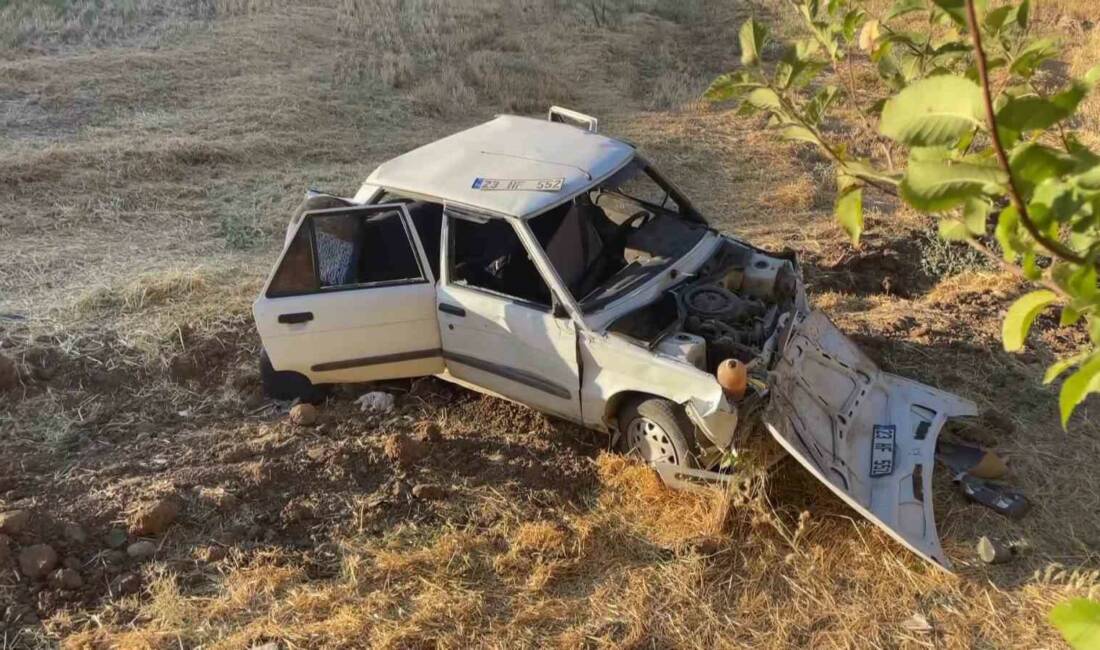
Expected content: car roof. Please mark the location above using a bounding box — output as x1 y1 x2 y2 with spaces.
365 115 635 219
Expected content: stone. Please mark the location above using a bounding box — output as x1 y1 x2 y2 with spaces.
196 545 227 562
196 486 239 511
0 534 10 565
50 568 83 590
63 522 88 544
977 536 1015 564
103 549 127 565
129 498 180 535
112 572 141 596
0 509 30 535
126 540 157 560
63 556 82 571
18 544 59 579
289 403 318 426
411 484 445 500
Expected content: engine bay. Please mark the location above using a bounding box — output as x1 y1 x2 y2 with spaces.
608 239 800 374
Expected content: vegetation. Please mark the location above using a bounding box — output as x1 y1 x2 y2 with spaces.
707 0 1100 426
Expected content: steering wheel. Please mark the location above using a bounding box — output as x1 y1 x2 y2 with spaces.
611 210 652 249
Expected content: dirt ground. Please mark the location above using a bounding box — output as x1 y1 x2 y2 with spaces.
1 1 1099 648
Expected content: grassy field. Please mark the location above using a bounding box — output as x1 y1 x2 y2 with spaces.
1 0 1099 648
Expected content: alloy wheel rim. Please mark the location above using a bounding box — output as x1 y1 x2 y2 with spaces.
625 416 678 465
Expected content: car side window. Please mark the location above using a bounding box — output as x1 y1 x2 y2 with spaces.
449 216 551 308
266 207 424 297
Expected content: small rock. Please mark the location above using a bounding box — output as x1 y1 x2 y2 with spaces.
129 497 180 536
0 354 18 392
355 391 394 413
411 484 445 500
901 613 933 634
18 544 59 579
383 434 426 468
63 522 88 544
977 536 1015 564
127 540 157 560
252 642 279 650
112 572 142 596
103 549 127 566
682 535 722 556
415 420 443 443
0 509 30 535
305 445 329 462
289 403 318 426
196 486 239 511
50 568 83 590
0 534 11 565
63 556 82 571
105 528 129 549
196 545 227 562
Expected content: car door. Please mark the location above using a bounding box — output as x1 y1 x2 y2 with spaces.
253 203 444 384
763 310 978 571
435 212 582 422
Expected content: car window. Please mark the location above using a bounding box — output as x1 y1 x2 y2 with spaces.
595 161 681 224
449 216 551 307
266 207 424 297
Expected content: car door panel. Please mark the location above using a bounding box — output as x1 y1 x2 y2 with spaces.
253 203 443 385
763 310 977 570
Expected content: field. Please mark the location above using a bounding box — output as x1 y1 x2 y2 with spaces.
1 0 1099 647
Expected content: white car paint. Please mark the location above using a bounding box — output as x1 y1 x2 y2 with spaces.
253 110 978 571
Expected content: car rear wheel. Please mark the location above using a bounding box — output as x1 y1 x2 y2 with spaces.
618 397 697 468
260 349 328 404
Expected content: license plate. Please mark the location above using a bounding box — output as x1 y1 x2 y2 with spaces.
472 177 564 192
870 425 896 477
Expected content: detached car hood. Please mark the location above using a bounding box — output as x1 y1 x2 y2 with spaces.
763 311 977 570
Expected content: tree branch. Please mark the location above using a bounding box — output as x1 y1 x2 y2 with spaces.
964 0 1092 268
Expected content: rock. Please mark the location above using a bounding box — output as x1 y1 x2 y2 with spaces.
63 522 88 544
63 556 82 571
383 434 426 468
18 544 59 579
977 536 1015 564
411 484 445 500
129 498 180 535
901 613 933 634
112 572 142 596
0 534 10 565
252 642 279 650
50 568 83 590
305 445 329 462
355 391 395 413
196 545 227 562
105 528 129 549
0 354 18 392
0 509 30 535
196 486 239 511
415 420 443 443
289 403 318 426
127 540 157 560
103 549 127 566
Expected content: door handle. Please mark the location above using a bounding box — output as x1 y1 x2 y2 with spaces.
438 303 466 317
278 312 314 324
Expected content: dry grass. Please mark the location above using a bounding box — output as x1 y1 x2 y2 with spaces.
3 0 1100 648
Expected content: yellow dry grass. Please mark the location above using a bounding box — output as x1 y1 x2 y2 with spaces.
3 0 1100 648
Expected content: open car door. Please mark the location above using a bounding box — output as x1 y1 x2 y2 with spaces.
763 311 977 570
253 203 443 385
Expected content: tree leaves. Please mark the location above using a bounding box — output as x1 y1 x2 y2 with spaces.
835 187 863 245
740 20 768 67
900 159 1004 211
1059 355 1100 428
880 76 985 147
1049 598 1100 650
1003 289 1057 352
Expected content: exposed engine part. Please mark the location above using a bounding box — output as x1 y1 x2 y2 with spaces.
654 332 707 370
682 284 766 322
716 358 747 400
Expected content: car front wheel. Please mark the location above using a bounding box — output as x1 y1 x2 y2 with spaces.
259 349 328 404
618 396 698 468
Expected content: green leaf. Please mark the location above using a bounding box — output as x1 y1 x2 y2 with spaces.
1010 38 1058 78
836 187 863 245
984 5 1012 32
900 160 1005 212
805 86 840 125
939 218 972 241
879 76 985 147
779 125 819 144
963 198 990 235
1002 289 1058 352
704 73 760 102
1010 0 1030 31
740 20 768 67
995 204 1025 260
744 87 781 110
997 96 1069 132
1050 598 1100 650
886 0 924 20
1059 356 1100 428
930 0 967 26
1045 352 1089 384
1010 144 1077 199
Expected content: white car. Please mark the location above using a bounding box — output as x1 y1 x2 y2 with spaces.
252 108 977 570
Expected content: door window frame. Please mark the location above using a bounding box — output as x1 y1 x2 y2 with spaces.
263 203 433 299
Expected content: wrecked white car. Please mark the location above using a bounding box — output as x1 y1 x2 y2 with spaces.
253 108 980 570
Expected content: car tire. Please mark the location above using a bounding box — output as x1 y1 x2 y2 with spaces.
618 396 698 468
259 349 328 404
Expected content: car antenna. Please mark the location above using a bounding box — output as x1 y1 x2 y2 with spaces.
478 150 592 180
